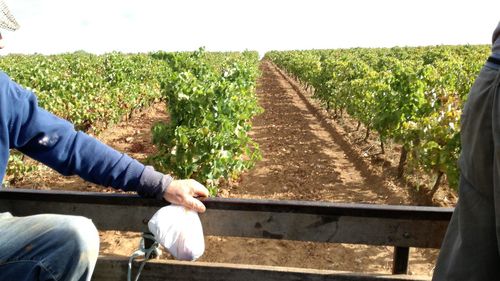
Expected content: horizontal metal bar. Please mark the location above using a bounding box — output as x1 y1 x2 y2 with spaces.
0 189 452 248
0 189 453 220
94 257 430 281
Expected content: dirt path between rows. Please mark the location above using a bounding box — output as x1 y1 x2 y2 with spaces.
203 61 441 276
223 62 410 204
14 60 453 277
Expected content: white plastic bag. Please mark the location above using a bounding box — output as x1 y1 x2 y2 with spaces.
147 205 205 261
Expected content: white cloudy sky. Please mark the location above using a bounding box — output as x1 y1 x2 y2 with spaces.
2 0 499 56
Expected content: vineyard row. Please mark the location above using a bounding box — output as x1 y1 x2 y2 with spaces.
1 50 262 193
266 45 491 191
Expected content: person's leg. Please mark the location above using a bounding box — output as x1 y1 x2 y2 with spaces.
433 175 500 280
0 212 99 281
433 65 500 280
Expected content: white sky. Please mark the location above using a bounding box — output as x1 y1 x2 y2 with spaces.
2 0 500 56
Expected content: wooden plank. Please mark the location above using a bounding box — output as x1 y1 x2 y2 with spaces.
0 189 453 219
392 247 409 274
93 257 430 281
0 189 452 248
0 199 153 232
201 209 448 248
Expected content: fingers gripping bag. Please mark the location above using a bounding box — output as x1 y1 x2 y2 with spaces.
148 205 205 261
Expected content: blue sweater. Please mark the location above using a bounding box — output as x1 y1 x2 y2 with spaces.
0 71 170 199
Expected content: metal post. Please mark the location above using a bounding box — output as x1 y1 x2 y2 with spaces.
392 246 410 274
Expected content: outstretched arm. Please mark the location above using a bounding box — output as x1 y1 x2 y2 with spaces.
2 72 207 211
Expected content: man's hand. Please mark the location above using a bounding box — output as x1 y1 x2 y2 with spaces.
163 179 209 213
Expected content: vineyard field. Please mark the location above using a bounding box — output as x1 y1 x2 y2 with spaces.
1 50 262 191
3 46 488 276
266 45 490 192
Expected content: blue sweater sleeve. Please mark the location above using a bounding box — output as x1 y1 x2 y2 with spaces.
3 72 170 198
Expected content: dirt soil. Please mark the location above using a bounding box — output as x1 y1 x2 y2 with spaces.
14 60 458 277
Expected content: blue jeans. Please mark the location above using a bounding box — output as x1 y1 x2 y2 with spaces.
0 212 99 281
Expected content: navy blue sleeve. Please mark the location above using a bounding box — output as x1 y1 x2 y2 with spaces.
3 72 169 198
